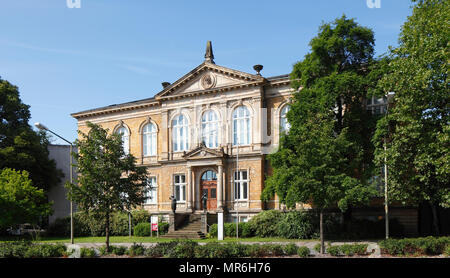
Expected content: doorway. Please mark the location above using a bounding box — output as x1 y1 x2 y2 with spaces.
200 170 217 211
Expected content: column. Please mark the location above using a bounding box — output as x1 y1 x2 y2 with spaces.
187 166 192 211
217 163 223 210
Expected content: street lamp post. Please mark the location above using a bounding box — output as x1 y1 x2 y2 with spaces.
384 92 395 240
35 122 74 244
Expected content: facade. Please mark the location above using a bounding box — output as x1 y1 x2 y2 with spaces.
71 42 293 222
47 144 77 224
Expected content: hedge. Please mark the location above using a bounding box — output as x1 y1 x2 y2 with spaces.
47 210 158 237
379 237 450 256
326 244 369 256
133 222 169 236
0 241 67 258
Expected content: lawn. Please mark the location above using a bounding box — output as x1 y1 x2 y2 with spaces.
0 235 318 244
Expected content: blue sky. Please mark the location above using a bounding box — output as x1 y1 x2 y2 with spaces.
0 0 414 144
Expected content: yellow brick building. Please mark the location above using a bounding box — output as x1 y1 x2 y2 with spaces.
71 42 293 222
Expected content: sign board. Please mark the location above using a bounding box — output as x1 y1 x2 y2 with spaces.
151 216 158 232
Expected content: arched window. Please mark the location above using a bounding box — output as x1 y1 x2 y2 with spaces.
201 170 217 181
232 106 250 146
280 105 291 133
116 126 129 155
143 123 157 156
172 114 189 152
201 110 219 148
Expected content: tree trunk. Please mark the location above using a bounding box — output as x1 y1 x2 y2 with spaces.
430 202 440 236
105 211 110 253
320 210 325 254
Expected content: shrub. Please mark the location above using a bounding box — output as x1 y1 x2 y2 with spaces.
284 243 298 256
208 222 252 238
297 246 310 258
147 241 179 258
173 240 198 258
326 244 368 257
327 245 341 256
110 245 128 256
0 241 32 258
126 243 146 257
379 237 450 256
276 211 318 239
131 210 151 225
24 243 66 258
248 210 283 238
158 222 169 235
195 242 230 258
80 248 97 258
313 243 321 253
134 222 151 237
445 245 450 257
224 242 248 258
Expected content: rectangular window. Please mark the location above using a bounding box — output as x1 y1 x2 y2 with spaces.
145 177 157 205
174 174 186 202
234 170 249 200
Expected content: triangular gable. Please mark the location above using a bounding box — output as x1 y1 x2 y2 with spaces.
182 143 226 160
155 62 264 99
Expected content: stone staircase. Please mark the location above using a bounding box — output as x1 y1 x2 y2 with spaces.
161 214 206 239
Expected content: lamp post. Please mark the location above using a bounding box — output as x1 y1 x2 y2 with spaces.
384 92 395 239
35 122 74 244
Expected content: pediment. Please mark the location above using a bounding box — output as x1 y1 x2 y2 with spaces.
155 62 264 99
182 143 226 160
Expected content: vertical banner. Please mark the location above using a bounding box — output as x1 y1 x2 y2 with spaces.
151 215 159 237
218 212 224 240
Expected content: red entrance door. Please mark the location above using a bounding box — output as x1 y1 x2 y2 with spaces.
200 170 217 210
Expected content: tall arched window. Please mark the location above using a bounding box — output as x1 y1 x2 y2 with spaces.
232 106 250 146
116 126 130 155
172 114 189 152
143 123 157 156
280 105 291 133
201 110 219 148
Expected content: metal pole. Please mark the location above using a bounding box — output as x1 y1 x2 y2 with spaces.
384 100 390 240
236 134 239 239
69 144 74 244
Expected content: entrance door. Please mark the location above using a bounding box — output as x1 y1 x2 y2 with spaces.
200 170 217 210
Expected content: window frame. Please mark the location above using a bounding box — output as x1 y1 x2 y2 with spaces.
145 176 158 205
116 126 130 155
233 169 249 201
142 122 157 157
232 106 251 146
201 110 219 148
172 114 189 152
173 174 186 202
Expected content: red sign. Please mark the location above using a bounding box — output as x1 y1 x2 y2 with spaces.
151 223 158 231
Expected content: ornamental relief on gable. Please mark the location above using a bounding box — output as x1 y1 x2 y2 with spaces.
200 73 216 89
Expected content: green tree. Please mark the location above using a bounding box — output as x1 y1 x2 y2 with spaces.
0 78 63 192
0 168 52 232
373 0 450 235
66 122 149 251
262 16 379 253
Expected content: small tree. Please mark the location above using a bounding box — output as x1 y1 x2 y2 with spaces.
66 122 149 251
262 16 379 253
0 168 52 232
373 0 450 235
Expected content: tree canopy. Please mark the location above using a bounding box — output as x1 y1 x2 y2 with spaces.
262 15 381 252
0 168 52 231
0 78 63 192
373 0 449 234
66 122 149 250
